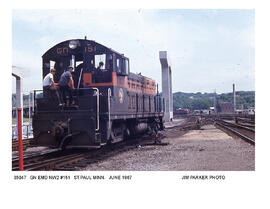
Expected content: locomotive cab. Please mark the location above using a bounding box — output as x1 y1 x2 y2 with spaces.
42 43 121 91
41 39 130 104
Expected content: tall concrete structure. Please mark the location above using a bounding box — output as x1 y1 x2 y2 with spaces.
159 51 173 122
233 83 236 113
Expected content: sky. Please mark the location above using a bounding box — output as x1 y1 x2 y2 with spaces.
12 9 255 94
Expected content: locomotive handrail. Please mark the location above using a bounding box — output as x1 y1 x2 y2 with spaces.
92 87 99 131
77 68 83 89
33 89 43 114
108 88 111 132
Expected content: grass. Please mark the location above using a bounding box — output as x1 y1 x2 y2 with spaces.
12 118 32 125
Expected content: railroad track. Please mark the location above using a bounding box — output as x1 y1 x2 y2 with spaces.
12 138 33 151
237 117 255 125
12 134 168 171
12 148 93 171
166 122 200 130
166 116 202 130
215 119 255 145
56 135 169 171
219 120 255 132
236 122 255 129
12 148 60 168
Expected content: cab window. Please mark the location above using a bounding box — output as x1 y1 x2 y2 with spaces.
116 57 129 75
95 54 106 69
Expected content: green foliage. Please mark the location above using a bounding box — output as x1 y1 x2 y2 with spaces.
173 91 255 111
12 93 34 107
12 91 255 111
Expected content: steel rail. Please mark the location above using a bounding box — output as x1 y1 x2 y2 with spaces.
12 152 85 171
26 153 85 171
237 122 255 129
12 148 60 164
237 117 255 124
12 138 33 151
215 121 255 145
217 119 255 132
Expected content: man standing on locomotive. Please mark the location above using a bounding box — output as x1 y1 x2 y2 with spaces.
43 68 61 104
59 66 75 106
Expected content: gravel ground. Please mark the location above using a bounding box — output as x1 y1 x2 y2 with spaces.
82 124 255 171
164 118 186 128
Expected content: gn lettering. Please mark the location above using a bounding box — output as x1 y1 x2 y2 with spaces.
56 47 69 54
84 46 96 52
56 46 96 54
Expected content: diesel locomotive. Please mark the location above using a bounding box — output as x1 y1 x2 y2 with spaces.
32 38 164 149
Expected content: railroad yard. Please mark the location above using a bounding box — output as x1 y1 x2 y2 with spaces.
11 37 255 172
12 115 255 171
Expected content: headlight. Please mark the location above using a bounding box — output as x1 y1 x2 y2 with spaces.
69 40 78 49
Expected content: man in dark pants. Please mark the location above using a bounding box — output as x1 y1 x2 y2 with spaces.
59 66 75 106
43 68 61 104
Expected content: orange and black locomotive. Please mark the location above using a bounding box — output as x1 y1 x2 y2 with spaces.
32 38 164 149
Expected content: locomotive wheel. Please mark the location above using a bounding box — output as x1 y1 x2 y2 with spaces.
153 123 158 135
148 121 158 136
110 122 127 143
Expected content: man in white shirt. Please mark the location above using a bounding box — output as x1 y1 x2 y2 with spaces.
43 68 60 104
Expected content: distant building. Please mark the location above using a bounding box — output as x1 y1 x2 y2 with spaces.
248 107 255 115
202 109 210 114
175 108 190 114
209 107 215 113
217 102 233 113
193 110 201 115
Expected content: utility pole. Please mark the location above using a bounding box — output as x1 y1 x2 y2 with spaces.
214 89 217 114
233 83 236 113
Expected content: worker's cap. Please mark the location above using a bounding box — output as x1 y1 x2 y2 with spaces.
67 65 74 69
